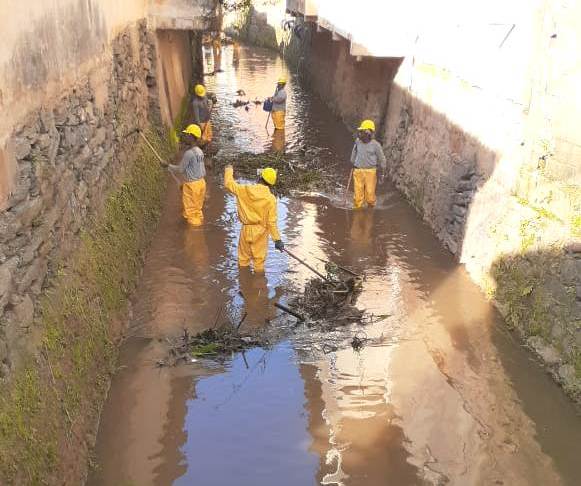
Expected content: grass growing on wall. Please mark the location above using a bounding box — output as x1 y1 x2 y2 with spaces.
169 93 191 150
0 127 173 485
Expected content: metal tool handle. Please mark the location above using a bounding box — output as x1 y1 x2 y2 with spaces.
138 130 181 185
344 168 354 207
283 248 330 281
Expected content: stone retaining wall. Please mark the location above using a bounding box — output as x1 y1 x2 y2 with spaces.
0 21 160 380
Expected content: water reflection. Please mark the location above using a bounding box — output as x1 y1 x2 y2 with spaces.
271 127 286 153
238 268 282 328
176 345 319 486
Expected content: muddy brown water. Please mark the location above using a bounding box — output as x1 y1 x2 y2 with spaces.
88 46 581 486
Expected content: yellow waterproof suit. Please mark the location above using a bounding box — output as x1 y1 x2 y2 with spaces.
272 111 285 130
182 179 206 226
224 167 281 272
353 168 377 208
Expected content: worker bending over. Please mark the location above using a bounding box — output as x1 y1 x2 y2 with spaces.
269 77 287 130
169 124 206 226
224 165 284 272
350 119 386 208
192 84 214 145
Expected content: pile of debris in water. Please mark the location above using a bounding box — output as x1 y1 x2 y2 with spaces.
231 90 264 109
158 326 268 367
213 151 330 195
231 99 263 108
288 262 365 329
157 251 391 367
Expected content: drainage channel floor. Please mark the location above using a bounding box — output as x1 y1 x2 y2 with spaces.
88 45 581 486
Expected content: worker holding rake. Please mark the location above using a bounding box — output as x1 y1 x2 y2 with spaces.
168 124 207 226
224 164 284 272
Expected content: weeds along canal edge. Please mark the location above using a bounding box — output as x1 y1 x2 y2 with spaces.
0 126 174 485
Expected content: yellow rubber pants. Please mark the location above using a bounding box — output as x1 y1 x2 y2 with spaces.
238 225 269 272
272 110 285 130
182 178 206 226
353 168 377 209
200 121 213 144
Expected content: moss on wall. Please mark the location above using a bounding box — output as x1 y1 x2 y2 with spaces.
0 127 173 485
169 93 192 149
491 244 580 401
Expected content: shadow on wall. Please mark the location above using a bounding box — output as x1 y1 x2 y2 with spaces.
384 82 499 257
301 28 402 132
490 245 581 399
155 29 198 126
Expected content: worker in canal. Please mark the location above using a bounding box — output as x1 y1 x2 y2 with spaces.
269 77 287 130
192 84 214 146
168 124 206 226
224 164 284 272
350 119 387 208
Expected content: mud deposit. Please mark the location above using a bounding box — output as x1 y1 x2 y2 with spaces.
88 46 581 486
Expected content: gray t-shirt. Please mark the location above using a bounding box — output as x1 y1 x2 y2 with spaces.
272 87 287 112
192 97 211 124
350 139 386 170
170 146 205 181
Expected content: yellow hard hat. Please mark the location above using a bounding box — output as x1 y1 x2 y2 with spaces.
182 124 202 138
194 84 206 97
277 76 287 84
358 119 375 131
261 167 277 185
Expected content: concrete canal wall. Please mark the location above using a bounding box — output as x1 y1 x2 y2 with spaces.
285 0 581 399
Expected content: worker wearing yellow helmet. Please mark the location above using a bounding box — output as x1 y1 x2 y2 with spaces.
192 84 214 145
350 119 386 208
268 76 287 130
224 164 284 272
168 124 207 226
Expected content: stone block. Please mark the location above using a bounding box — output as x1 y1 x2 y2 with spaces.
0 361 10 379
17 256 47 294
73 145 92 170
11 197 43 228
54 105 69 126
13 137 32 160
452 204 467 217
527 336 561 365
0 258 19 313
83 166 102 186
89 127 107 149
0 339 8 363
8 162 33 207
78 124 92 146
557 363 576 385
0 215 23 245
37 133 52 150
39 107 56 133
63 126 80 148
16 123 40 141
12 294 34 328
20 245 36 267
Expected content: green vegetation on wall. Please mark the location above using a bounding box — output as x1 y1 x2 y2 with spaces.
491 195 580 400
0 128 173 485
170 93 191 150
